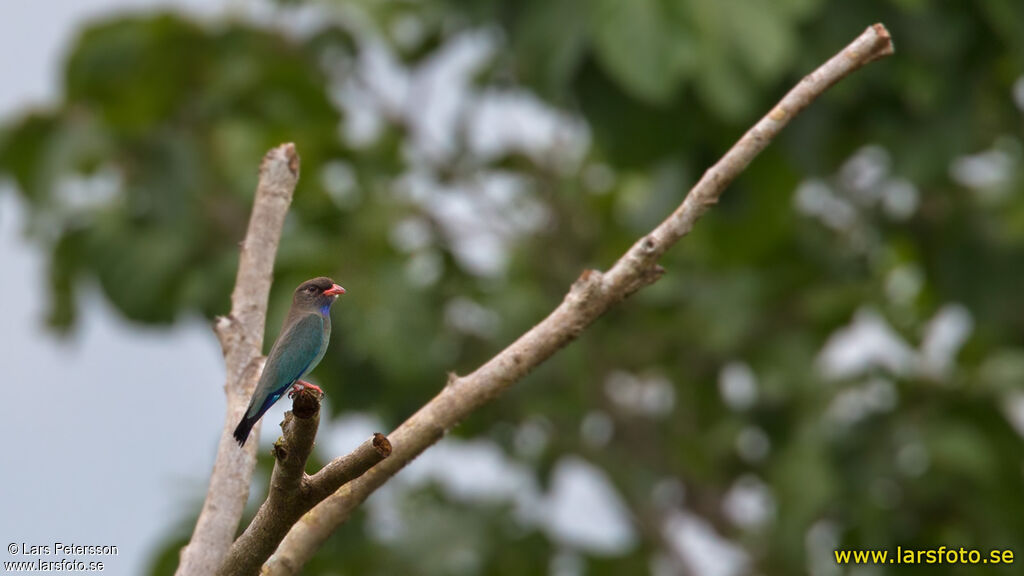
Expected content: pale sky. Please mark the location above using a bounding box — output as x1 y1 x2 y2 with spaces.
0 1 237 573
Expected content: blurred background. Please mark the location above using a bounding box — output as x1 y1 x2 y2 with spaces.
1 0 1023 574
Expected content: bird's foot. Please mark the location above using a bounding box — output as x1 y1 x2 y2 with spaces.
289 380 325 399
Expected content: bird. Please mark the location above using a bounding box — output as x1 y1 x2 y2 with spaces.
233 276 346 446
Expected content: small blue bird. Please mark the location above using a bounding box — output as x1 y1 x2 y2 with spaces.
233 276 346 446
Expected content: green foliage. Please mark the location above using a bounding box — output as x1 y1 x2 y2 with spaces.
3 1 1024 574
1 14 347 327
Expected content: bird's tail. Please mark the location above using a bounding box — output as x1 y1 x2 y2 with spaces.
233 414 259 446
233 389 285 447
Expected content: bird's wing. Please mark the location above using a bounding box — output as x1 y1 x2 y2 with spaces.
248 313 324 412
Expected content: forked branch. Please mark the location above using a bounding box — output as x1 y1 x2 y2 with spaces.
216 391 391 576
176 144 300 576
261 23 895 576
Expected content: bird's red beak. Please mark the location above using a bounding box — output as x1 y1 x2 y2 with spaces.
324 284 346 296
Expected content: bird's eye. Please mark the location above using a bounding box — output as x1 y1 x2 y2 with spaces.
306 286 316 293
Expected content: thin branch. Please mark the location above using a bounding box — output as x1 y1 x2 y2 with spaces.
217 390 391 576
305 433 393 502
263 24 894 575
175 144 300 576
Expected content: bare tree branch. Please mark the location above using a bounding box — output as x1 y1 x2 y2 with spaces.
261 24 894 574
216 390 391 576
305 433 394 502
175 143 300 576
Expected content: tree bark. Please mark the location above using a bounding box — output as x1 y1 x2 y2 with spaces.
175 144 300 576
216 390 390 576
261 23 895 576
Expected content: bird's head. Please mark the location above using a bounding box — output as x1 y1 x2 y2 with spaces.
294 276 346 314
